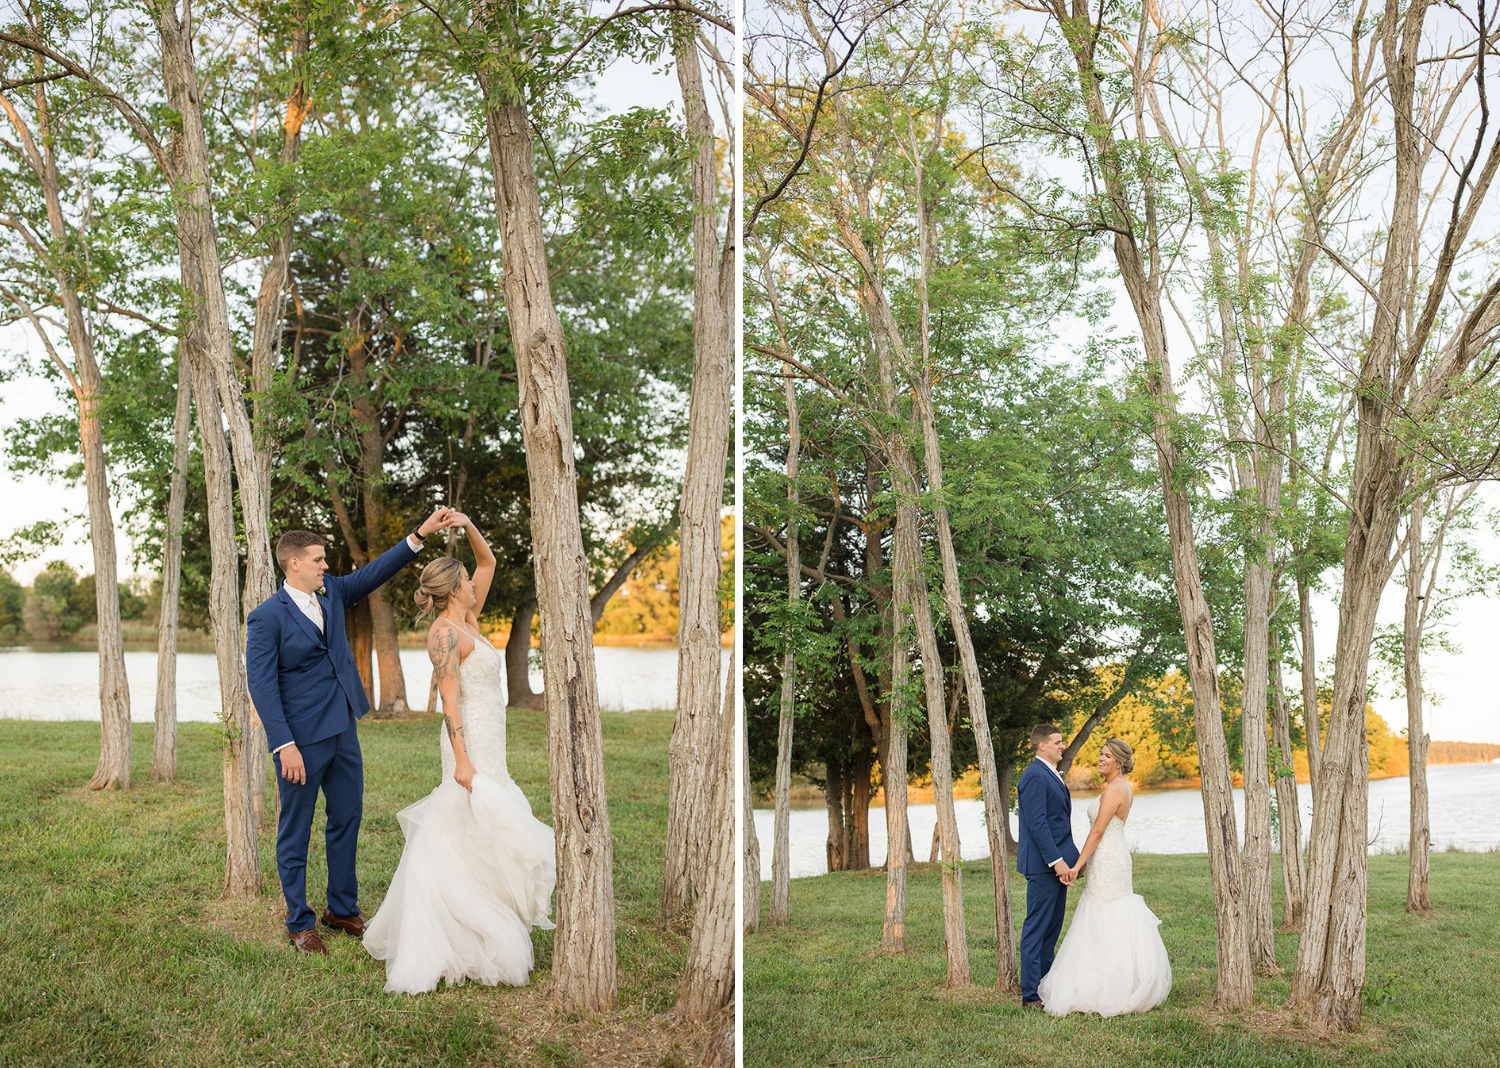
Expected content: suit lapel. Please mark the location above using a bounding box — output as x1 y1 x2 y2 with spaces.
279 588 327 648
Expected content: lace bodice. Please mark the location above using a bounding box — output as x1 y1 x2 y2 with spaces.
438 626 510 782
1080 796 1133 905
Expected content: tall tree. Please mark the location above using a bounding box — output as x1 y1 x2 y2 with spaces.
663 4 735 921
473 0 617 1011
0 51 132 789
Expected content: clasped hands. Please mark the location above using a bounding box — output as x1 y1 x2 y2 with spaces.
417 506 472 539
1052 858 1085 886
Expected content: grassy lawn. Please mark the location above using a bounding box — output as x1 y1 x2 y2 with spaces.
0 711 712 1068
746 852 1500 1068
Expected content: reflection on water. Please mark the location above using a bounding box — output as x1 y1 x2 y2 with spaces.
753 763 1500 878
0 643 720 720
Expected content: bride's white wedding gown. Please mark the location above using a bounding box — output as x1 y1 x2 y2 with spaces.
1038 796 1172 1016
363 628 556 994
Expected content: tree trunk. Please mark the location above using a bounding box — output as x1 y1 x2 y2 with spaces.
903 142 1018 990
1298 574 1322 803
348 337 408 718
348 596 375 706
479 71 616 1012
1241 550 1279 973
79 346 131 792
848 747 872 870
743 694 762 934
505 598 543 708
999 759 1018 856
891 457 969 987
825 754 846 873
1051 2 1252 1005
1404 496 1432 914
181 310 260 898
879 600 910 953
156 2 274 615
241 1 308 828
664 12 734 921
675 651 736 1020
157 1 270 898
152 348 192 783
770 636 794 923
18 79 132 790
1270 637 1304 929
770 350 799 926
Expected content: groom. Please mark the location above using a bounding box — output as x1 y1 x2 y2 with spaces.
246 507 454 954
1016 722 1079 1009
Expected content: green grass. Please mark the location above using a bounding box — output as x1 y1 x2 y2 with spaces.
746 852 1500 1068
0 712 704 1068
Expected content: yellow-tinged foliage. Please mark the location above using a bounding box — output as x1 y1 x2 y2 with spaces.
1061 665 1412 788
592 516 734 645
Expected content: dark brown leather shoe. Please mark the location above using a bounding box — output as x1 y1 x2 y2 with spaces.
289 928 329 955
1022 999 1046 1011
321 909 366 938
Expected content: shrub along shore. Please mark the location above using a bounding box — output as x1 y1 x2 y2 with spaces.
0 713 713 1068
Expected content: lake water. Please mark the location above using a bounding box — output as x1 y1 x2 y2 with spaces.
753 763 1500 878
0 643 723 720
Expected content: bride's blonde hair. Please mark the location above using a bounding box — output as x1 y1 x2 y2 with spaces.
415 557 467 618
1103 737 1136 775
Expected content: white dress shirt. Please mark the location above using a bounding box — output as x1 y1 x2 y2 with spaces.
284 581 324 632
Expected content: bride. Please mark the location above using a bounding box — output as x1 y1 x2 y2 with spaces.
1038 737 1171 1016
362 515 556 994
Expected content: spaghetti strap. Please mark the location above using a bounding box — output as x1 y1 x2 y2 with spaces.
433 616 486 645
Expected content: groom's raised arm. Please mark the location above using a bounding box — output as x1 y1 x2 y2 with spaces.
1017 769 1063 866
246 611 295 752
335 537 421 608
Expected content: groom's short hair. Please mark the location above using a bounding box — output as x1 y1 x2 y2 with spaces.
276 531 326 571
1030 723 1062 749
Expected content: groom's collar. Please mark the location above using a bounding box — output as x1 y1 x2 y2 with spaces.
1034 755 1065 783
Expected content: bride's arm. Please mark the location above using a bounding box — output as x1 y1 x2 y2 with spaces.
1072 781 1128 875
430 624 476 791
451 514 496 623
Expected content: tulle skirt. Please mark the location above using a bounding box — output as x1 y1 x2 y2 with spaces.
363 772 556 994
1038 891 1172 1016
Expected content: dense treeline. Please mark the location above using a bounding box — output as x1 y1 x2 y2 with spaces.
743 0 1500 1030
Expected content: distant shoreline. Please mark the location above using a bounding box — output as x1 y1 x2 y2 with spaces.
770 760 1499 808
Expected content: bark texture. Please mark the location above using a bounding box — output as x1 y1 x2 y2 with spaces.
769 356 799 927
480 79 616 1011
891 456 969 987
743 688 762 934
675 652 736 1019
152 348 193 783
1270 644 1304 928
181 306 261 898
0 79 133 790
664 13 734 920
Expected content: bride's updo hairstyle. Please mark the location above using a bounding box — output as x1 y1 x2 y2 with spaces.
415 557 467 618
1103 737 1136 775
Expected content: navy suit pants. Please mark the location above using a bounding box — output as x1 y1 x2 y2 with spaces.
1020 870 1069 1002
272 713 362 932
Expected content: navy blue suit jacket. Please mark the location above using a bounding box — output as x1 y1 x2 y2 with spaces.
246 540 419 753
1016 757 1079 877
